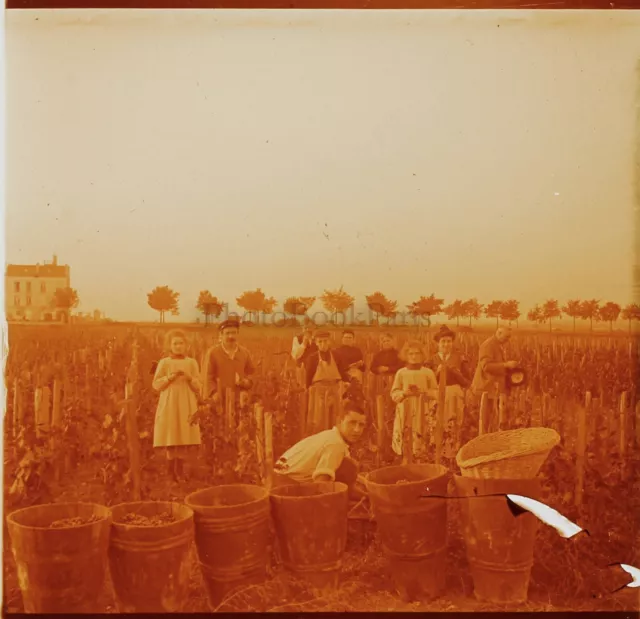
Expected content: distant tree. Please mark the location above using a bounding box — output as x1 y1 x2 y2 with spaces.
579 299 601 332
462 298 484 327
236 288 277 323
366 292 398 325
147 286 179 324
599 301 621 332
500 299 521 327
542 299 562 332
320 286 355 323
485 301 504 328
443 299 466 327
283 296 316 322
52 287 80 323
406 294 444 328
527 305 545 327
562 299 582 333
621 303 640 333
196 290 223 326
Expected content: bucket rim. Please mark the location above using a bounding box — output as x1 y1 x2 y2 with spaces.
269 480 349 500
365 464 449 488
110 500 194 529
185 484 269 511
6 501 112 531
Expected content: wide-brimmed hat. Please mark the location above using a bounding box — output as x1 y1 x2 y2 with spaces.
434 325 456 342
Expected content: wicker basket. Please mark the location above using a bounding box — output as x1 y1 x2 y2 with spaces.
456 427 560 479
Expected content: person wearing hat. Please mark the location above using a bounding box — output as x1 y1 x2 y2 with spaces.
202 318 256 410
470 326 519 433
304 330 352 433
425 325 472 459
273 400 368 500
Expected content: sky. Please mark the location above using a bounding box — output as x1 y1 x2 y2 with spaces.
5 10 640 323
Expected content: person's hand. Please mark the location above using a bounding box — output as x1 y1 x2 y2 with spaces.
238 378 251 389
505 360 519 370
378 365 389 373
212 392 221 404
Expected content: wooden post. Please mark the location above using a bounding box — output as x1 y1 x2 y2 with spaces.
123 381 141 501
35 386 51 437
254 403 265 483
123 348 141 502
298 390 308 441
323 389 330 431
375 395 385 466
574 404 587 506
264 411 274 490
84 363 91 415
498 394 507 431
12 378 22 439
479 392 488 436
619 391 628 458
402 398 415 465
225 388 235 434
435 367 446 466
635 401 640 449
51 380 63 480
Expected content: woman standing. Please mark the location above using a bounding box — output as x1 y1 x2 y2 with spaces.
390 340 438 458
426 325 472 460
152 329 202 481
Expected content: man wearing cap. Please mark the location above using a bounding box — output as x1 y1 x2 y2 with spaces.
471 326 519 433
273 400 368 500
304 330 351 433
203 319 256 409
426 325 472 458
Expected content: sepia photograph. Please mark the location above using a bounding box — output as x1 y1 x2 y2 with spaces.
3 7 640 614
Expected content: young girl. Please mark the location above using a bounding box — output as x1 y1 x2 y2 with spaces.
152 329 202 481
390 340 438 458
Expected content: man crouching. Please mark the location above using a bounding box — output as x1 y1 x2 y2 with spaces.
273 401 368 500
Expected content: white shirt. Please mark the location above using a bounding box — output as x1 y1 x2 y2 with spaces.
291 335 308 361
274 426 350 482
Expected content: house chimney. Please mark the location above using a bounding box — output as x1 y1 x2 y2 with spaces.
52 254 58 266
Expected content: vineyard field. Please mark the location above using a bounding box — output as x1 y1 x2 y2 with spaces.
3 322 639 613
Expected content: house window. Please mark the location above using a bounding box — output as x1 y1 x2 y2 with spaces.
26 282 32 293
26 296 32 306
14 296 20 306
14 282 20 293
40 282 46 293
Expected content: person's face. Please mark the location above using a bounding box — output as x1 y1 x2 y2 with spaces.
342 333 355 346
381 336 393 350
222 327 239 345
338 411 367 444
438 336 453 355
316 337 330 352
407 347 423 365
171 336 186 355
496 327 511 344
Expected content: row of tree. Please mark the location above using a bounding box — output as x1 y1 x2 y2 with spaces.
145 285 640 332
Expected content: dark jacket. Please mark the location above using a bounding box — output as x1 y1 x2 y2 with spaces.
425 351 472 389
370 348 403 376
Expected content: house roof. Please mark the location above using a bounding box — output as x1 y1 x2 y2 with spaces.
6 264 68 278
